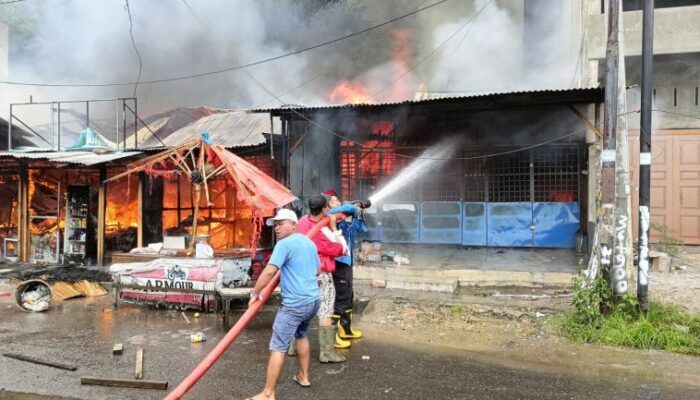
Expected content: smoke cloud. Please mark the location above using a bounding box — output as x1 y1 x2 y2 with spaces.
1 0 582 121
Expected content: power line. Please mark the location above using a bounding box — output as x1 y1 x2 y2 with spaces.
0 0 449 88
0 0 25 4
124 0 143 98
569 2 591 88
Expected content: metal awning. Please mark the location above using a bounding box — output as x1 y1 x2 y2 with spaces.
0 150 142 166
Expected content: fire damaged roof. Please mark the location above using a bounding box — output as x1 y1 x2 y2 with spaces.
250 88 604 114
0 150 142 166
125 107 276 150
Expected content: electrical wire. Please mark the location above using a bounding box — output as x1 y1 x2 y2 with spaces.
124 0 143 98
0 0 449 88
0 0 25 4
569 2 591 89
373 0 494 100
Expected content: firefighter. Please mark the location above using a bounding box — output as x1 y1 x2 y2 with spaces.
295 194 348 363
324 189 367 343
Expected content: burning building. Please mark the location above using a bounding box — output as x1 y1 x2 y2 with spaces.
253 88 603 258
0 103 286 266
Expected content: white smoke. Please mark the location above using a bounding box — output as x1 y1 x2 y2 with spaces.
1 0 583 122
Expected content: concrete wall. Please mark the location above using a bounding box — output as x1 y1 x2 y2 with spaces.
587 5 700 59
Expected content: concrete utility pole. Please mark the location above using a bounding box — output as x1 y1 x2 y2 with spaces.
600 0 628 295
637 0 654 313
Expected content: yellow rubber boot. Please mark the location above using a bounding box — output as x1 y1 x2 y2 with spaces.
338 311 362 339
332 315 351 348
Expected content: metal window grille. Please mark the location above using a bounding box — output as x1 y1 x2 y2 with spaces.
533 146 579 202
462 151 486 202
488 151 531 202
341 144 580 203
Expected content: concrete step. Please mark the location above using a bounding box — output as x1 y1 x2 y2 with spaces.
354 265 576 292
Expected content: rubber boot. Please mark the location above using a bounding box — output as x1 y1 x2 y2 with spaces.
287 338 297 357
318 326 345 363
333 315 351 349
338 310 363 339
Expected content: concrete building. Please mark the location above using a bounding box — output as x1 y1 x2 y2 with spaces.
582 0 700 244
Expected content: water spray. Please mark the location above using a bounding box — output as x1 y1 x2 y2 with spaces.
368 137 461 205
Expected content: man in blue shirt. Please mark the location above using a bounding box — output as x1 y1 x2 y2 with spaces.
247 208 320 399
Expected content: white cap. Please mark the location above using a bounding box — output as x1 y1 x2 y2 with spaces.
266 209 298 226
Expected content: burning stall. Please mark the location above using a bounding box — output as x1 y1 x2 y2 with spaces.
253 88 603 272
107 136 296 309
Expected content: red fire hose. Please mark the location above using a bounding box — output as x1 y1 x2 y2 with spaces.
163 272 279 400
164 214 346 399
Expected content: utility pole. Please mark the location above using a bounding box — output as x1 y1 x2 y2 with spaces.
600 0 628 295
637 0 654 313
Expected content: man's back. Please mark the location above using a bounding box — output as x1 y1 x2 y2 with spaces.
268 232 320 307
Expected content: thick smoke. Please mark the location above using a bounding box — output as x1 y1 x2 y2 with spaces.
1 0 582 121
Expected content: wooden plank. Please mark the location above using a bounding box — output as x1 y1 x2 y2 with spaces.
81 376 167 390
3 352 77 371
112 343 123 355
134 347 144 380
181 312 190 324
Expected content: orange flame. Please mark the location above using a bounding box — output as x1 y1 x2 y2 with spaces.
330 80 373 104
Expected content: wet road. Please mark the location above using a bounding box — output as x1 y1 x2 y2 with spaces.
0 296 696 399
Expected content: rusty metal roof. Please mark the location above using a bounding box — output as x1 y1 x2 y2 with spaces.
126 108 276 150
249 87 604 114
0 150 142 166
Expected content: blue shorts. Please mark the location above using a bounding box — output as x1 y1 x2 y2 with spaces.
269 299 320 352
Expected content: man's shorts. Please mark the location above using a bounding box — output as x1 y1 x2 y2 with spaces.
270 299 320 352
317 272 335 319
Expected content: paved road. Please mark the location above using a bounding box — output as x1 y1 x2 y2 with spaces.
0 296 694 399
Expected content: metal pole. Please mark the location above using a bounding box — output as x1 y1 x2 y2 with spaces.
637 0 654 313
134 98 138 149
601 0 626 294
57 102 61 151
122 99 127 150
86 101 90 128
7 104 12 151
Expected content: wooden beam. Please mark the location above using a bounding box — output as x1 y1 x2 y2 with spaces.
134 347 144 380
568 105 603 140
3 353 77 371
137 172 144 248
18 167 29 262
97 168 106 267
80 376 168 390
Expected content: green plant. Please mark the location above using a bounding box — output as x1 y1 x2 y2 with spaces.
651 223 684 257
449 304 464 315
555 279 700 355
570 276 612 325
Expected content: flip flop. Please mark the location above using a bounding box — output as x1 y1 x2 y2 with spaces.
293 375 311 388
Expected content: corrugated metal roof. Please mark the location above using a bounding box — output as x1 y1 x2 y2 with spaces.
249 87 603 113
0 150 142 166
123 109 276 151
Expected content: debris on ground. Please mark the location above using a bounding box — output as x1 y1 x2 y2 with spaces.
113 343 123 355
3 352 77 371
51 280 107 301
190 332 207 343
17 281 52 312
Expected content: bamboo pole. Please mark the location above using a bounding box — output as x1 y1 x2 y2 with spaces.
137 173 144 248
97 180 106 267
190 183 201 251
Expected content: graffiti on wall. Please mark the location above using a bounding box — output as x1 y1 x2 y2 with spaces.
611 215 629 294
638 206 650 286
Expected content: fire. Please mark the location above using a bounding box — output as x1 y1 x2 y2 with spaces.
105 176 139 232
330 80 373 104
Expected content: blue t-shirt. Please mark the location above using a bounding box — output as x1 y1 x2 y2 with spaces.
268 233 320 307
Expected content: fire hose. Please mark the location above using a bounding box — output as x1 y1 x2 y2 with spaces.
163 207 364 399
